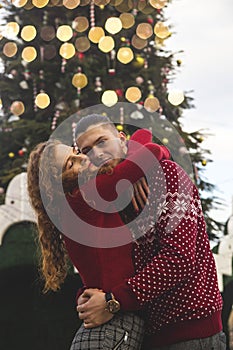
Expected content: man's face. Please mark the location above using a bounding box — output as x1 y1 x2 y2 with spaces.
76 124 127 170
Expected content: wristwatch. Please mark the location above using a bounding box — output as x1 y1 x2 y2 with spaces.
105 292 121 314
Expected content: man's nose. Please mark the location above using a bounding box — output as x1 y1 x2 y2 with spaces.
90 146 104 159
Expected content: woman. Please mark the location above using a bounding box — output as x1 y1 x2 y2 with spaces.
27 129 170 349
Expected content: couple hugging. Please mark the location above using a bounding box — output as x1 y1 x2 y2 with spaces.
27 114 225 350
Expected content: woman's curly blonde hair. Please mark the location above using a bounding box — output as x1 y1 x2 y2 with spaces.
27 140 69 293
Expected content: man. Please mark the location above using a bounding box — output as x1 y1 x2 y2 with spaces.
75 114 225 350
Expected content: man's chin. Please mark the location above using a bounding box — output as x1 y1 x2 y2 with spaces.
97 158 123 174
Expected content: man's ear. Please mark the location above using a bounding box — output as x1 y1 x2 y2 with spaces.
118 131 127 142
118 131 127 154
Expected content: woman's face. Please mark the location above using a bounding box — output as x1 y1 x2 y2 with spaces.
54 144 93 192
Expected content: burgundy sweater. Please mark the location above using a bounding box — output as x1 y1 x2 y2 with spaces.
111 159 223 346
62 129 169 293
62 130 222 347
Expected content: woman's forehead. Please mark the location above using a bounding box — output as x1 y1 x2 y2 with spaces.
54 144 72 168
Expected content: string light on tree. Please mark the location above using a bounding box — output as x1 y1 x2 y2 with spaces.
101 90 118 107
117 47 134 64
125 87 142 103
105 17 122 34
10 101 25 116
168 89 185 106
21 25 37 41
35 92 50 109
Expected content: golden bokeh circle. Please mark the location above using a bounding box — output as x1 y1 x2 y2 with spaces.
125 87 142 103
101 90 118 107
5 22 20 38
10 101 25 115
94 0 111 5
144 96 160 112
32 0 49 8
88 27 105 43
105 17 122 35
131 34 147 50
117 47 134 64
56 25 73 42
75 36 90 52
59 43 76 59
22 46 37 62
40 26 56 41
149 0 167 9
63 0 80 9
72 16 89 32
11 0 28 7
72 73 88 88
98 36 115 53
154 21 170 39
136 23 153 40
21 25 37 42
35 93 51 109
3 42 18 57
119 13 135 29
167 90 184 106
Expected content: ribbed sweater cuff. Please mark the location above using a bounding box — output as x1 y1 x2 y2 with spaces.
143 310 223 347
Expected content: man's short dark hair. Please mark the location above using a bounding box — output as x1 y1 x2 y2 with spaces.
75 114 117 138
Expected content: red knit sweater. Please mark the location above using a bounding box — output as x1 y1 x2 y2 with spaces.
111 159 223 346
62 129 169 294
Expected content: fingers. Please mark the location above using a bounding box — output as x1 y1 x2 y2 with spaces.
132 177 149 211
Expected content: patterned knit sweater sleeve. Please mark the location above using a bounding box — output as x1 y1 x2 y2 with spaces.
112 160 222 315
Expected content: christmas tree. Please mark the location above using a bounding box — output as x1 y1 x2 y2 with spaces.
0 0 223 240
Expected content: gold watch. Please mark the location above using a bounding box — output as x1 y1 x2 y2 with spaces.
105 292 120 314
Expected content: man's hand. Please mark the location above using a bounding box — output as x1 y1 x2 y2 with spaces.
132 177 149 212
76 288 113 328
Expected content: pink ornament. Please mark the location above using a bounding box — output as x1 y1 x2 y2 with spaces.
136 76 144 85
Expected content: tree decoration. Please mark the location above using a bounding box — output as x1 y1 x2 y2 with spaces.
105 17 122 34
72 71 88 89
144 96 160 112
202 159 207 166
8 152 15 158
149 0 168 9
72 16 89 32
10 101 25 116
75 36 91 52
154 21 170 39
21 46 37 62
98 36 115 53
3 42 18 57
35 92 50 109
51 110 60 130
59 42 76 59
56 25 73 42
117 47 134 64
63 0 81 9
5 22 20 39
101 90 118 107
32 0 49 8
11 0 28 7
131 34 147 50
168 89 185 106
88 27 105 43
125 86 142 103
120 12 135 29
94 76 102 92
21 25 37 42
136 23 153 40
40 25 56 41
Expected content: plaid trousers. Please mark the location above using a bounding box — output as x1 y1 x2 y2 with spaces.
70 312 144 350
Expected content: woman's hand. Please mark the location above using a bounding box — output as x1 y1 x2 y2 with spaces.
131 177 149 212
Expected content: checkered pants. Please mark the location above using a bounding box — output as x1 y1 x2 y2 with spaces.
70 312 144 350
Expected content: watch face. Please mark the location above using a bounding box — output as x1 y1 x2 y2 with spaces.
108 300 120 313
